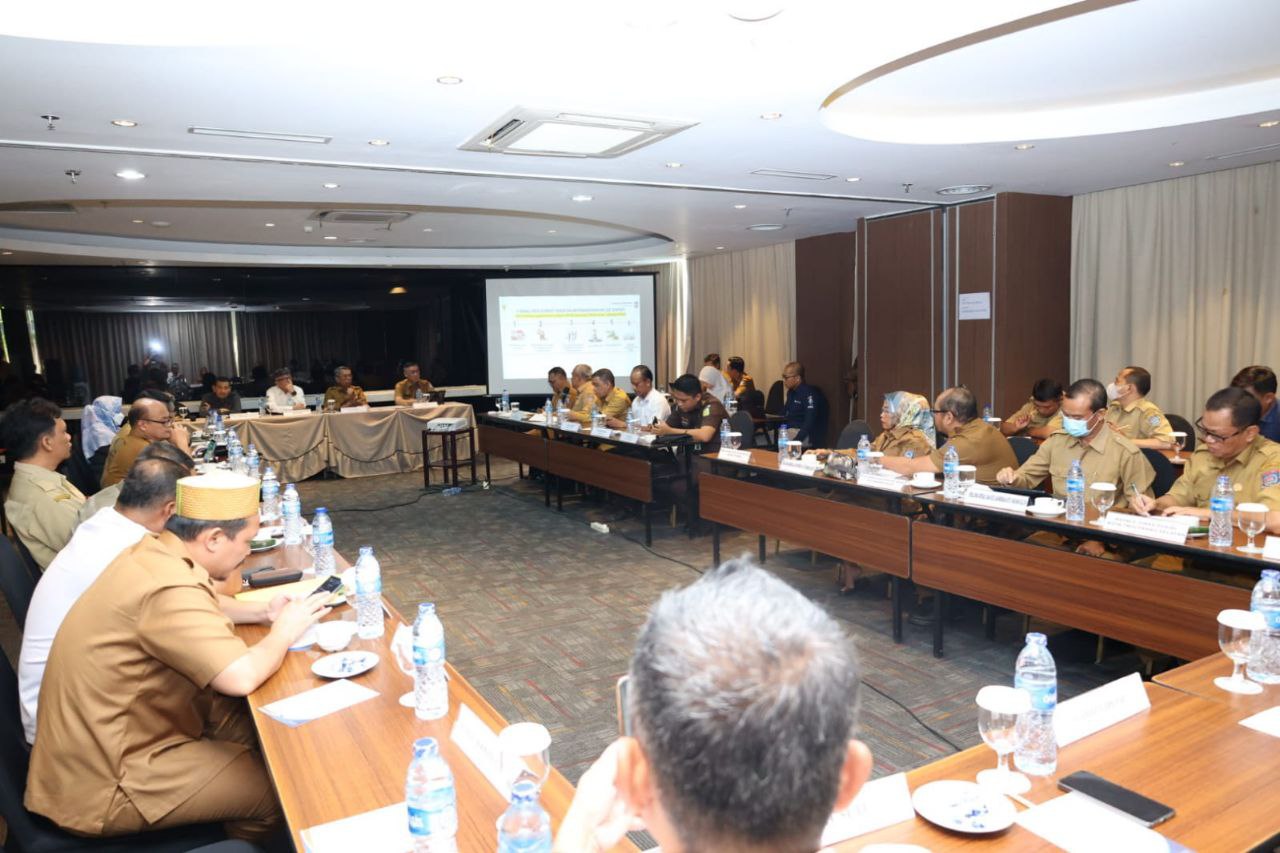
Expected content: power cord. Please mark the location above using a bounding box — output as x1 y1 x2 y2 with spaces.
856 675 963 753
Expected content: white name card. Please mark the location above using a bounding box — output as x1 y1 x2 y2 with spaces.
1102 511 1188 545
300 802 411 853
1239 706 1280 738
637 433 656 445
718 448 753 464
1263 535 1280 561
618 431 640 444
412 400 439 410
226 412 260 421
450 703 507 795
338 405 369 414
857 473 908 493
1055 672 1150 748
820 772 915 846
962 486 1031 514
558 421 581 433
779 458 820 476
589 426 614 439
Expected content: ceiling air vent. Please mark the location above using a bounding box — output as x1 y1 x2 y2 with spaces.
0 201 77 214
313 210 412 226
1205 141 1280 161
751 168 836 181
460 107 696 158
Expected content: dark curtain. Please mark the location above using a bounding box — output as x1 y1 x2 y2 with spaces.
35 311 235 401
237 311 361 381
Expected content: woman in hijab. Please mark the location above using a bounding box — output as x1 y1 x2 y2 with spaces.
81 395 123 489
698 364 735 403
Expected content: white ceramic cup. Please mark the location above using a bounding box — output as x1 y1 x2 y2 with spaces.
316 620 357 652
912 471 937 486
1033 497 1064 512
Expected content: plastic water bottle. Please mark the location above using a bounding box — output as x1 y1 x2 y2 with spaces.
354 546 384 639
719 419 730 449
983 404 993 420
228 440 244 475
625 409 637 433
415 386 425 402
1248 569 1280 685
281 483 303 545
260 466 280 521
245 444 260 479
406 737 457 851
856 434 871 479
778 423 789 458
1065 458 1085 522
258 397 267 417
497 780 552 853
413 603 449 720
501 388 510 413
204 437 217 463
942 444 960 498
1013 632 1058 775
442 486 461 497
312 508 335 578
544 397 552 420
1209 475 1234 547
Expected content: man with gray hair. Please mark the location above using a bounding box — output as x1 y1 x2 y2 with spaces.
554 559 872 852
882 385 1016 485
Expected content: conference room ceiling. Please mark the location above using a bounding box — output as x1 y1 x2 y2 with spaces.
0 0 1276 269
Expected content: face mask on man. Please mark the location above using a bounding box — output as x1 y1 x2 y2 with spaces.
1062 412 1094 437
1106 382 1123 401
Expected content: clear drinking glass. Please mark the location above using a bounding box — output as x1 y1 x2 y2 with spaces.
1170 431 1187 463
724 431 742 451
975 685 1032 794
391 624 417 708
1214 609 1264 694
1088 482 1116 526
1237 503 1268 553
956 465 977 497
498 723 552 796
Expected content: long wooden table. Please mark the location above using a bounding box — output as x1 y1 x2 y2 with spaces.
847 683 1280 852
234 544 634 852
1154 653 1280 714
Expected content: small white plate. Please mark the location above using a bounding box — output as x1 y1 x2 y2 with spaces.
911 780 1016 834
1027 506 1066 517
910 479 941 489
248 537 279 553
311 650 379 679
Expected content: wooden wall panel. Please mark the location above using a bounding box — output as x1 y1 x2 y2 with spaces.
795 231 856 441
952 200 995 411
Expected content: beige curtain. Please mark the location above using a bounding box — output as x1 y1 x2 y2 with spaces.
689 242 796 385
1072 161 1280 419
635 260 690 383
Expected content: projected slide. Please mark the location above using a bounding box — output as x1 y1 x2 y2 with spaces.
485 276 656 396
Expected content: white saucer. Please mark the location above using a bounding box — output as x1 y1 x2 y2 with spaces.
1027 506 1066 517
911 780 1016 834
910 479 941 489
288 625 317 651
311 650 379 679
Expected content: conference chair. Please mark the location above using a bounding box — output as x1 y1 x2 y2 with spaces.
61 433 100 497
764 380 785 416
1141 448 1178 498
1166 413 1196 453
834 420 873 450
1008 436 1038 466
727 411 756 447
0 653 231 853
0 535 37 629
15 537 41 580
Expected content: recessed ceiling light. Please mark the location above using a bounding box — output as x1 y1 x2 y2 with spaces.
1259 120 1279 128
389 285 408 295
436 75 463 85
571 194 593 202
844 176 861 182
322 182 340 189
747 224 784 231
936 184 992 196
715 246 725 250
422 227 433 232
1014 143 1035 150
727 1 784 22
546 229 558 234
323 235 338 240
111 119 138 128
150 221 170 227
665 161 683 168
760 112 783 121
1 251 12 256
264 222 275 227
131 218 144 224
733 203 747 209
1169 161 1185 167
115 169 146 180
368 139 390 146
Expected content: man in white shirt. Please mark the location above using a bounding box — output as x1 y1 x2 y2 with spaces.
265 368 307 413
608 365 670 429
19 453 190 743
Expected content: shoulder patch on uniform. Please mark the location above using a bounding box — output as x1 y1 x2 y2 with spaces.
702 406 710 417
1148 415 1160 426
904 450 914 459
1263 469 1280 488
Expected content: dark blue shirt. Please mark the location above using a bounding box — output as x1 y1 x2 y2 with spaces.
781 383 828 447
1261 402 1280 443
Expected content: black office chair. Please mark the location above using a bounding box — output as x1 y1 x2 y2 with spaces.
835 420 873 450
0 653 230 853
727 411 756 446
15 537 41 581
1008 436 1038 467
764 380 785 416
1141 448 1178 498
61 434 100 498
739 389 765 419
1166 413 1196 453
0 535 37 630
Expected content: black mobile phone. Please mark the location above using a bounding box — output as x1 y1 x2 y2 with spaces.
615 674 632 737
310 575 344 597
1058 771 1175 827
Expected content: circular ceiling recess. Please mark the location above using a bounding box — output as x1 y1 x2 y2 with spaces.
820 0 1280 145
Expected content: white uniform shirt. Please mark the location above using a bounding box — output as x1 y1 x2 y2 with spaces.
18 507 150 743
630 388 672 427
265 384 307 413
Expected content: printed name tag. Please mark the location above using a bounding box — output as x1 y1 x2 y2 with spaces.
962 487 1031 514
779 458 819 476
637 434 656 445
338 405 369 414
618 432 640 444
558 422 581 433
1055 672 1150 747
589 427 614 439
857 474 907 493
1102 511 1188 544
1263 535 1280 561
412 401 439 410
717 448 752 464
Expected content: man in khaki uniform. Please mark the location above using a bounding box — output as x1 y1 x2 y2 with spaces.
25 472 330 842
571 368 630 425
323 365 368 410
882 386 1017 485
1135 387 1280 534
727 357 755 400
1105 366 1175 449
101 398 189 488
1000 378 1063 439
546 366 577 411
393 361 434 405
1 398 85 568
999 378 1154 514
566 363 598 423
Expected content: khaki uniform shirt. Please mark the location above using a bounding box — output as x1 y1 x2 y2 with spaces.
872 426 933 459
101 430 150 488
1010 427 1154 508
1005 397 1063 436
394 378 433 403
77 482 122 526
1165 436 1280 510
323 384 368 409
732 373 756 399
25 531 251 834
929 418 1018 485
5 462 86 569
570 386 630 424
1105 397 1174 443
